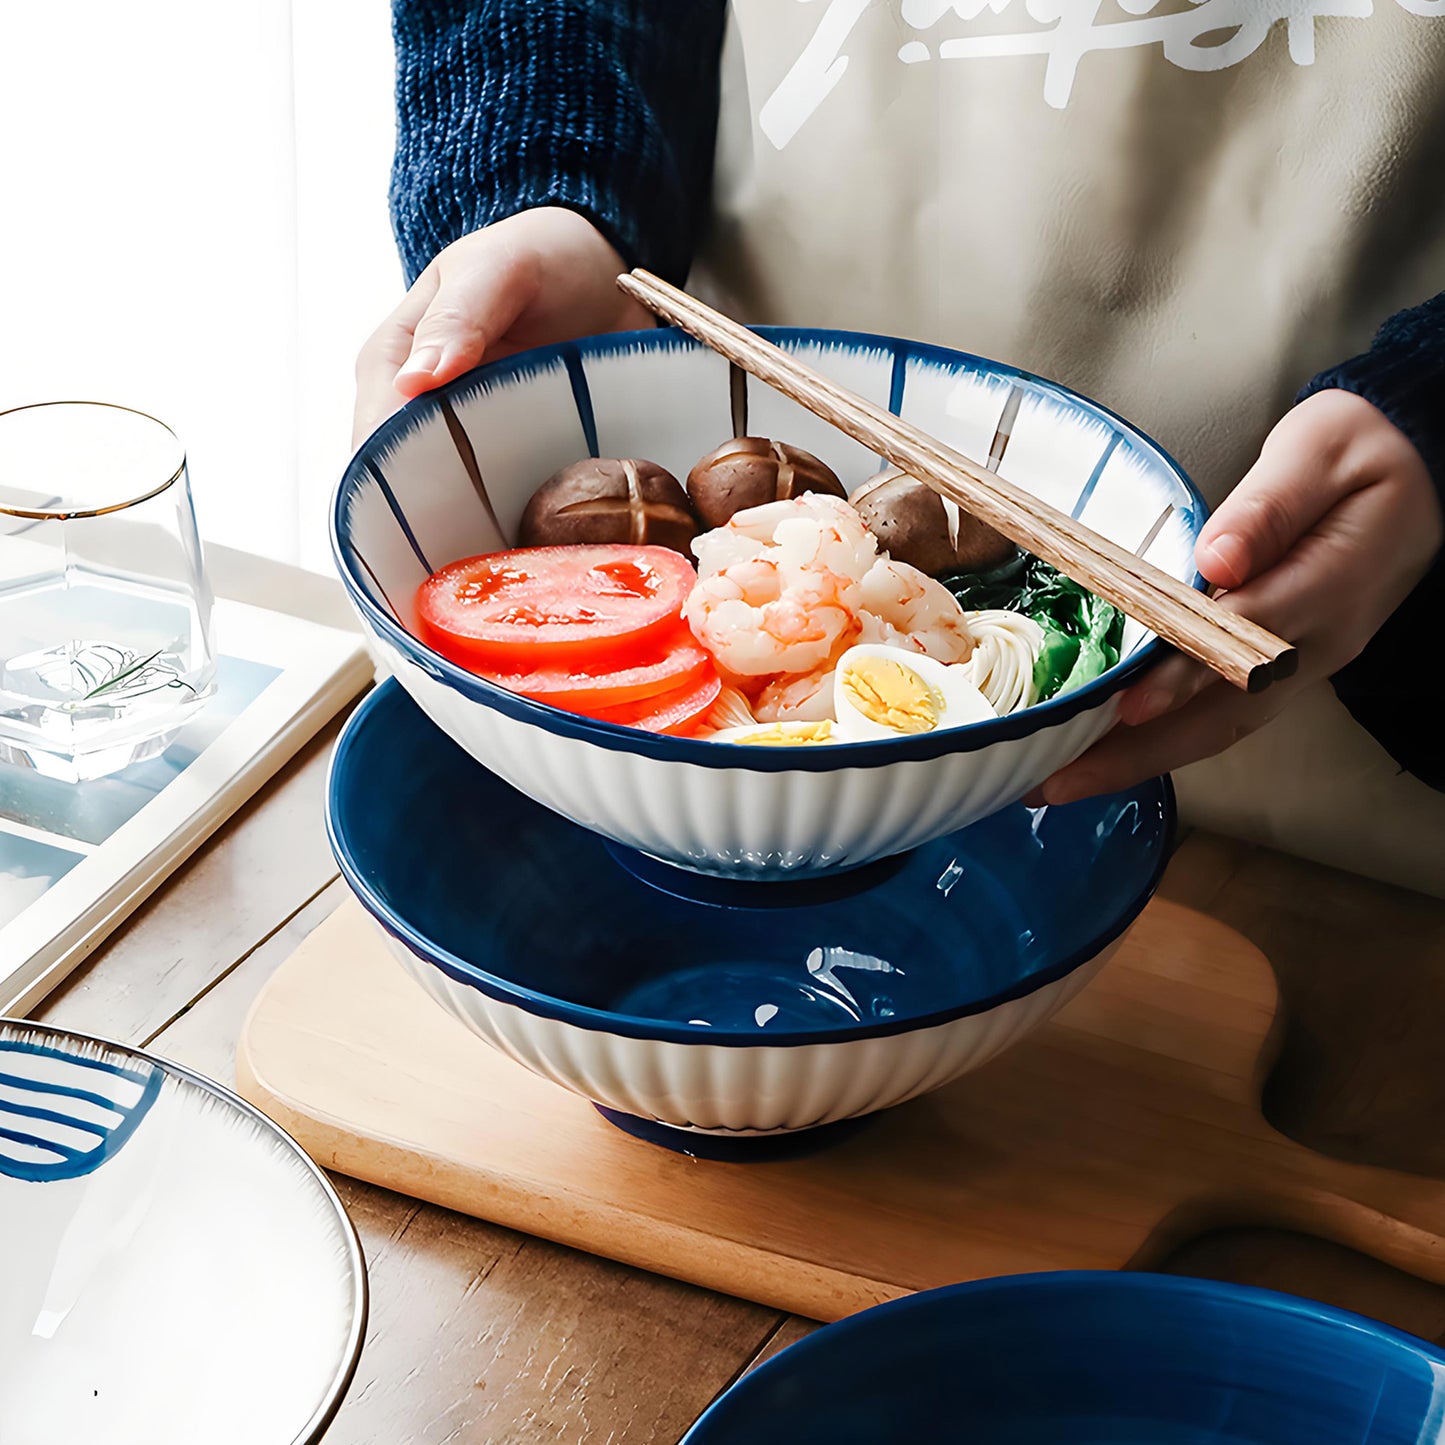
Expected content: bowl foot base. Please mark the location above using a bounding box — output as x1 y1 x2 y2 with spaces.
604 842 910 908
594 1106 873 1161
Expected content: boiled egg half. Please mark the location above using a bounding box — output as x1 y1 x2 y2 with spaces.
832 644 995 741
709 720 840 747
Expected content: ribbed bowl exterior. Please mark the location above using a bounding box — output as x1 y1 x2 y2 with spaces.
371 631 1118 878
376 917 1122 1134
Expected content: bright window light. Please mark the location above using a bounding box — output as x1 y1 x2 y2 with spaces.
0 1 403 572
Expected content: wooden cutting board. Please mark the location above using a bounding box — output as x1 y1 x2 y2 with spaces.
236 897 1445 1323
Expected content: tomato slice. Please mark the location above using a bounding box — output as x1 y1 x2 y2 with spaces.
416 545 698 668
589 669 721 736
482 629 711 711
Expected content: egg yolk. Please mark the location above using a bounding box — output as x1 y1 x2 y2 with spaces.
840 656 943 734
736 721 836 746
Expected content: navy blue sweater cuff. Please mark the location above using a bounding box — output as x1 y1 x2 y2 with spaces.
1299 292 1445 790
389 0 725 287
1299 292 1445 505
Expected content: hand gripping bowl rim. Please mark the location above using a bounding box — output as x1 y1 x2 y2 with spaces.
679 1270 1445 1443
325 682 1178 1049
332 326 1209 773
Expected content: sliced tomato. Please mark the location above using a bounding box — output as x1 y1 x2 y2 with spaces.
416 545 697 669
482 628 711 711
589 668 721 736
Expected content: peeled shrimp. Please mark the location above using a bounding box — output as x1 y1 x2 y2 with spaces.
690 525 767 577
685 557 857 677
685 496 877 678
753 626 861 723
966 609 1044 715
754 667 838 723
693 494 877 588
855 558 975 664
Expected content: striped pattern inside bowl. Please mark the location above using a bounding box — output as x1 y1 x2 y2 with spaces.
0 1035 163 1183
336 327 1202 664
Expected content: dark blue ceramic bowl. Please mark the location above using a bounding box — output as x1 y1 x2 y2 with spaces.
683 1272 1445 1443
330 682 1174 1141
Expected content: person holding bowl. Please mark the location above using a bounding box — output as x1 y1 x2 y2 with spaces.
354 1 1444 884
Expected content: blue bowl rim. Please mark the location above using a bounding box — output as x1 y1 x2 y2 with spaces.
0 1018 369 1445
681 1270 1445 1442
327 681 1177 1048
331 325 1209 774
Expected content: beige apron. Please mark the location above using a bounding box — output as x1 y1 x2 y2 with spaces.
694 0 1445 897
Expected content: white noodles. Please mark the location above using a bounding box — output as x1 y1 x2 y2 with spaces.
965 609 1045 715
697 685 760 736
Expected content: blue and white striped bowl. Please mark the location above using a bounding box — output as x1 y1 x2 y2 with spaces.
334 328 1205 880
0 1023 365 1444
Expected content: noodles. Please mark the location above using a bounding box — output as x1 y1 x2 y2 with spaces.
697 684 760 736
964 610 1045 715
942 555 1125 704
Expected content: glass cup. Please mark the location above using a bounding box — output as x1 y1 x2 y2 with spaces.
0 402 216 782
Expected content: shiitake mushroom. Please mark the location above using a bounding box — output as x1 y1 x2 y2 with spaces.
687 437 846 528
851 468 1016 576
518 458 699 556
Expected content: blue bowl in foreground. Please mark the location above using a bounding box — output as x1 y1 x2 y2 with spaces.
683 1272 1445 1443
333 324 1205 879
329 682 1173 1139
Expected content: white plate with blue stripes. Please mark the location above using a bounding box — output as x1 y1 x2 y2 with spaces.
0 1022 365 1444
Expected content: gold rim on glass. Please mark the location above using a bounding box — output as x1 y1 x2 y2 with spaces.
0 400 187 520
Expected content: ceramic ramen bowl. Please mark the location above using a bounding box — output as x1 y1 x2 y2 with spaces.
333 327 1205 881
327 682 1173 1143
682 1272 1445 1444
0 1021 365 1444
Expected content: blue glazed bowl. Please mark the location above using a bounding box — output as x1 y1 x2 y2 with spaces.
333 326 1205 879
329 682 1174 1140
683 1272 1445 1443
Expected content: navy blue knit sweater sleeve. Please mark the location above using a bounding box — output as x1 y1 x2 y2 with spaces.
1300 291 1445 790
389 0 725 287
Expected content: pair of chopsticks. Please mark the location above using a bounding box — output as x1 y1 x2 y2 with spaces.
618 269 1295 695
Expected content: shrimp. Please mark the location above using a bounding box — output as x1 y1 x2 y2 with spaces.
691 524 767 578
751 624 861 722
685 496 877 678
687 494 980 678
754 668 839 723
685 556 857 677
856 558 976 664
746 494 876 586
693 494 877 588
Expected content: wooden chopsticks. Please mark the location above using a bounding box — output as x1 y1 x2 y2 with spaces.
618 268 1296 694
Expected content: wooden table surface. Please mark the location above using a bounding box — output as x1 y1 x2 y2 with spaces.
31 705 1445 1444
